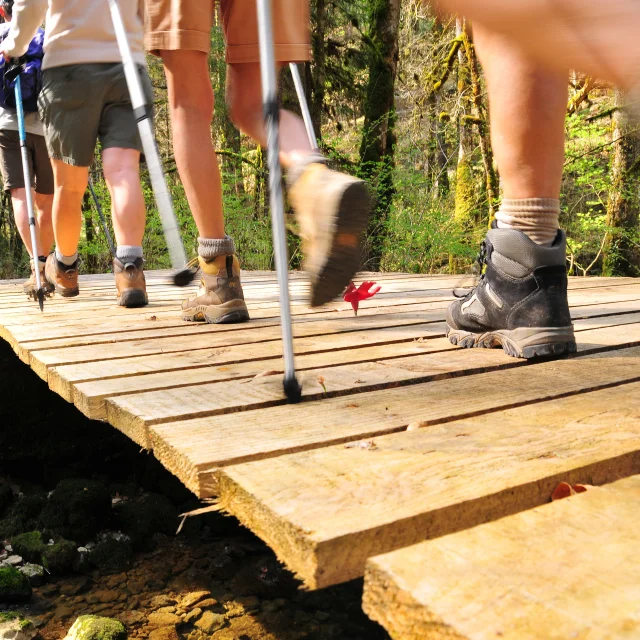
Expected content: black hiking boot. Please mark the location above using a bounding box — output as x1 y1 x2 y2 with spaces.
446 228 577 359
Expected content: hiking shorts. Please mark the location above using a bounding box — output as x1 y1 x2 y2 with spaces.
38 63 154 167
0 130 54 194
145 0 310 63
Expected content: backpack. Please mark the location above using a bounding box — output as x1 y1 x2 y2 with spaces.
0 25 44 113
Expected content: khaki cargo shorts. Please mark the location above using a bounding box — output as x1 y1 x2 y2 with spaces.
145 0 310 63
38 63 154 167
0 130 54 194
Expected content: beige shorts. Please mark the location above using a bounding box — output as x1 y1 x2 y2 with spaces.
145 0 310 63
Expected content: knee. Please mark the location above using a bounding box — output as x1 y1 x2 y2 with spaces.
227 87 262 137
102 149 140 185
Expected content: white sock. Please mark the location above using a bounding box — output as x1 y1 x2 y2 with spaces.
495 198 560 246
55 248 78 266
116 245 144 263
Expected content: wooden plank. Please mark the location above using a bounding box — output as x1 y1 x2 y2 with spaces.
27 305 445 379
363 474 640 640
49 321 448 401
154 342 640 499
214 370 640 588
103 311 640 431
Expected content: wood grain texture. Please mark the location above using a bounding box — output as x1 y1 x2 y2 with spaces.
363 474 640 640
215 358 640 588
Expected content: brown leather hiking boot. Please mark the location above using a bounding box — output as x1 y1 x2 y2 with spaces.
182 255 250 324
114 257 148 308
44 252 79 297
23 259 54 298
289 162 372 307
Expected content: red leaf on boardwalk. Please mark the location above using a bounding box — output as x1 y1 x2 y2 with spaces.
343 281 381 316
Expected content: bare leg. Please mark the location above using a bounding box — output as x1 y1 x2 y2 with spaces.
34 192 54 255
474 26 567 201
226 62 312 169
102 147 145 247
10 188 40 257
51 160 88 257
435 0 640 90
161 49 225 239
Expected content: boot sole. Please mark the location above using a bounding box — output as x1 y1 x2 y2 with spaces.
310 180 372 308
183 300 250 325
52 285 79 298
118 289 148 308
446 325 577 359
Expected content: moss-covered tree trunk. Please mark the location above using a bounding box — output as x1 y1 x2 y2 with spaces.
602 89 640 276
359 0 402 270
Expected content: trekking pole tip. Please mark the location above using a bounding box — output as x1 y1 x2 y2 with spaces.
283 375 302 404
37 288 45 312
172 267 197 287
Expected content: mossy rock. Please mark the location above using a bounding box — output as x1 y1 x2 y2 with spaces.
0 481 14 517
63 615 126 640
40 479 111 542
12 531 46 563
0 566 32 603
42 538 77 576
0 611 36 639
0 494 46 538
88 534 133 575
112 493 178 549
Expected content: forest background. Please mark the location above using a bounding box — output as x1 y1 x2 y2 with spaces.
1 0 639 279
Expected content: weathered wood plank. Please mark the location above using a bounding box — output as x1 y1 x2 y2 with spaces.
104 311 640 437
215 370 640 588
363 474 640 640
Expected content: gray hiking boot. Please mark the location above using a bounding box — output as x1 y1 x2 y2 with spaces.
446 228 577 359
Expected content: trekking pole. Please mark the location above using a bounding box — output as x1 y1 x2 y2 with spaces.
288 63 318 149
88 177 116 258
107 0 195 287
256 0 302 403
14 74 45 311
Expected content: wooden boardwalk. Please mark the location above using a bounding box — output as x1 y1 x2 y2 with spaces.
1 270 639 638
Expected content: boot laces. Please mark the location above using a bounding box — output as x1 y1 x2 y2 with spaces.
453 238 489 299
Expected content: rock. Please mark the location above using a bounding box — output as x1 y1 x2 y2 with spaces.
149 595 176 609
113 493 178 550
63 615 126 640
314 610 331 621
92 589 120 604
19 563 45 587
40 479 111 543
236 596 260 612
148 612 181 626
194 598 217 610
54 606 74 620
11 531 45 563
59 576 90 596
179 591 211 610
194 611 226 634
126 580 144 595
0 566 32 603
115 610 145 627
103 574 126 589
89 533 133 575
182 608 201 624
0 495 46 539
148 628 179 640
155 606 176 614
5 554 23 566
40 583 59 596
0 612 37 640
42 539 77 575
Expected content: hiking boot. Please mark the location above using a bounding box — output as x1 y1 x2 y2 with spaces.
23 258 54 299
44 252 79 297
114 257 148 308
182 255 250 324
446 228 577 359
289 161 372 307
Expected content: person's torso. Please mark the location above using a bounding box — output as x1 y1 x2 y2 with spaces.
43 0 145 69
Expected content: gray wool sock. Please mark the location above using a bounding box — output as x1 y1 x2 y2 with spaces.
55 248 78 266
116 245 144 263
198 235 236 261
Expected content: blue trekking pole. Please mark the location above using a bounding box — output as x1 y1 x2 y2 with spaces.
15 74 45 311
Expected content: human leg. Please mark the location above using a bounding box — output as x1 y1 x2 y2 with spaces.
434 0 640 91
446 26 575 358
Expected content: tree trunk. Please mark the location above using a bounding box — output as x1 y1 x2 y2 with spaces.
602 89 640 276
310 0 326 142
359 0 402 270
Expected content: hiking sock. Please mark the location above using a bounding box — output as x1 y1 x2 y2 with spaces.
495 198 560 246
198 235 235 262
116 245 144 264
55 249 78 266
286 151 327 187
